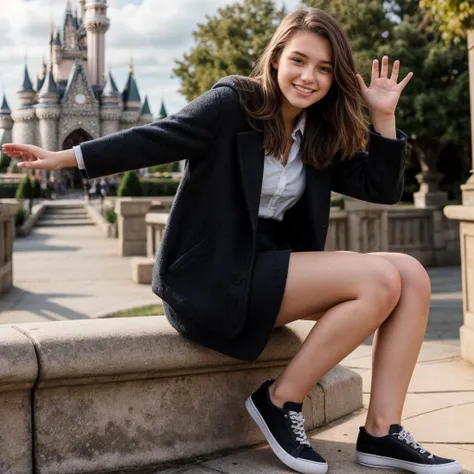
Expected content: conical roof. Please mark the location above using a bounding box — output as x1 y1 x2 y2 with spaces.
141 96 151 115
122 72 141 106
36 74 45 93
53 30 61 46
159 99 168 119
19 65 34 92
102 71 120 98
38 68 58 97
0 94 11 115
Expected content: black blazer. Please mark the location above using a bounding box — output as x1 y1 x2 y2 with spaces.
80 76 408 343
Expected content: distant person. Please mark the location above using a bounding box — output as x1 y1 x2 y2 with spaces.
2 7 460 474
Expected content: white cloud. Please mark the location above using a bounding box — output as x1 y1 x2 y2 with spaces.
0 0 301 118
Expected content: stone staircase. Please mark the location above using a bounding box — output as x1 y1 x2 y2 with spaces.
36 203 93 227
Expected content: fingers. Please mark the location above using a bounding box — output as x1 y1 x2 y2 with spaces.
17 160 48 170
355 73 368 94
380 55 389 78
390 60 400 82
398 71 414 91
371 59 379 84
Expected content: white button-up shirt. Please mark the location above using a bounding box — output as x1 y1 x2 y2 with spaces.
258 112 306 222
73 113 307 223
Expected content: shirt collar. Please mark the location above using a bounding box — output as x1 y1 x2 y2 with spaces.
291 111 306 140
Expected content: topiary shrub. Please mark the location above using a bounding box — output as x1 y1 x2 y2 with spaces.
16 175 34 214
15 204 26 227
104 207 117 224
16 175 33 200
117 171 143 197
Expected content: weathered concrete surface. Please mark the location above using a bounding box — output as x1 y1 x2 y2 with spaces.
0 215 158 324
4 318 361 474
0 327 37 474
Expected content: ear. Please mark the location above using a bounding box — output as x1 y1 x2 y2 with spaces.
272 61 279 70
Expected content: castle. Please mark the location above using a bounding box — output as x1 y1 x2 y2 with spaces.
0 0 167 185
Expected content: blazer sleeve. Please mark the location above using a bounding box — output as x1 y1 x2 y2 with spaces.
78 87 226 179
330 127 408 205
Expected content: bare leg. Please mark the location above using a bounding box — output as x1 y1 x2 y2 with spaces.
364 252 431 436
267 251 402 407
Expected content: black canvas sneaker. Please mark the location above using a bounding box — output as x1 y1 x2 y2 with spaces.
356 423 462 473
245 379 328 474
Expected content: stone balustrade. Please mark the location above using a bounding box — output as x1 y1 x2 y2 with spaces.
326 199 459 266
0 318 362 474
0 200 18 294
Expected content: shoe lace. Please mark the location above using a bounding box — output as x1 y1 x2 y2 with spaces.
396 428 433 459
288 411 311 447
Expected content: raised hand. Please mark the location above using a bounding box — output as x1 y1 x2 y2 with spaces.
1 144 76 171
356 56 413 118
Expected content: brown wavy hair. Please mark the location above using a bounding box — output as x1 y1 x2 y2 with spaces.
235 7 368 169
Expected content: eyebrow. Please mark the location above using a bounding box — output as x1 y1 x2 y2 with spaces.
290 50 333 65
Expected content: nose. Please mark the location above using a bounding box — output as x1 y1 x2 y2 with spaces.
300 66 315 84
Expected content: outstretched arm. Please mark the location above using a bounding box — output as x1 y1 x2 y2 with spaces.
2 87 227 179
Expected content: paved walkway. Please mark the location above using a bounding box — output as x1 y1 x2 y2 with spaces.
0 210 159 324
1 213 473 473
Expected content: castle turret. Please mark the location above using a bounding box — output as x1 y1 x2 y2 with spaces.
84 0 110 87
64 0 78 49
159 99 168 119
100 69 121 135
139 96 153 125
0 94 13 137
35 67 60 151
12 65 37 144
17 65 36 108
120 57 142 130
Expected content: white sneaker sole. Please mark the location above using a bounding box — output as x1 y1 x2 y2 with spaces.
356 451 462 474
245 396 328 474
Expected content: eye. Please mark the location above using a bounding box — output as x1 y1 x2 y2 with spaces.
319 66 332 73
291 57 304 64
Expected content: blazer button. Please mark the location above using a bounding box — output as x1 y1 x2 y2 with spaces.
232 275 243 285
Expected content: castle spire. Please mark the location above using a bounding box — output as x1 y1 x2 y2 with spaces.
129 55 134 75
0 94 11 115
19 64 34 93
159 99 168 119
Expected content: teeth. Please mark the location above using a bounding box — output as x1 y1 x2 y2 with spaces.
294 85 313 93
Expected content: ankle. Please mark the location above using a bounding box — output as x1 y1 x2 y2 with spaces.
268 381 304 409
365 417 396 437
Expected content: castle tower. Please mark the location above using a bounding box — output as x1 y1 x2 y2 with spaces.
12 65 37 145
120 56 141 130
35 66 60 151
100 69 121 135
84 0 110 87
0 94 13 145
139 96 153 126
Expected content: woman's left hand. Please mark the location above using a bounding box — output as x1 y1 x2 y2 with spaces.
356 56 413 117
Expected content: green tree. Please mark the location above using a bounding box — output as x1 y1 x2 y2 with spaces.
117 171 143 197
420 0 474 42
306 0 470 190
16 174 34 213
173 0 286 101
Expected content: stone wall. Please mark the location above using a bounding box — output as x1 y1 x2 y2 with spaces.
0 318 362 474
0 200 18 295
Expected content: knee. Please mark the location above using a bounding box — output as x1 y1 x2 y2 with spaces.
364 257 402 316
392 253 432 305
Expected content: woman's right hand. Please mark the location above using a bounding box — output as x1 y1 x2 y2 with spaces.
1 144 77 171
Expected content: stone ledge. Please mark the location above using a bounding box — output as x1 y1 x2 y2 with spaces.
3 318 362 474
131 256 154 284
84 202 117 238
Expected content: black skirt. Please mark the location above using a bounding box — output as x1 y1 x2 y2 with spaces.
163 217 292 361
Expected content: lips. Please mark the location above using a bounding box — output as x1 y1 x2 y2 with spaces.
293 84 315 93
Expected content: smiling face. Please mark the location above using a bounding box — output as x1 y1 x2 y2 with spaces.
272 30 335 123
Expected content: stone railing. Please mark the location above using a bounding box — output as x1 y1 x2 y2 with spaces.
115 197 174 257
1 318 362 474
0 200 18 295
325 199 459 266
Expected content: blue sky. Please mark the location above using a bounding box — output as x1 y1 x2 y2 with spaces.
0 0 301 117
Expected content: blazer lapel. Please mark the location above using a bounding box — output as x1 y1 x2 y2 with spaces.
237 130 265 234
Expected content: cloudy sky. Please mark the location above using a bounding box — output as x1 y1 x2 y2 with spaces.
0 0 301 117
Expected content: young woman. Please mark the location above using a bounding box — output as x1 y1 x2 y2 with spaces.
3 7 462 474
